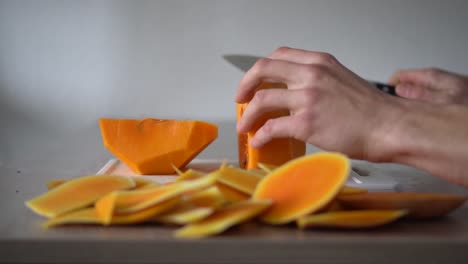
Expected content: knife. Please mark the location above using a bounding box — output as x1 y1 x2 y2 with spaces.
223 54 397 96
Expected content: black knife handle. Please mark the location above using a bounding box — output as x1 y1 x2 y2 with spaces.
368 81 397 96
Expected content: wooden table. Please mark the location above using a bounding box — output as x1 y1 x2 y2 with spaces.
2 156 468 264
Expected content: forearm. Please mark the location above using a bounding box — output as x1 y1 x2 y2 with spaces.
378 99 468 187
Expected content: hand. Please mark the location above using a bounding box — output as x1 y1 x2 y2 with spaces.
235 47 403 162
389 68 468 105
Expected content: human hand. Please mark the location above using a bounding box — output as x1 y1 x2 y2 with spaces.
235 47 404 162
389 68 468 105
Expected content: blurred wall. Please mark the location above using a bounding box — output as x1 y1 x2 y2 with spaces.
1 0 468 170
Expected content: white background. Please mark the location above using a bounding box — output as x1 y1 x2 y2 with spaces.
1 0 468 169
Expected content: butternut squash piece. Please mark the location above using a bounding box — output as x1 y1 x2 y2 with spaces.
26 175 135 218
95 174 216 222
175 169 205 182
257 163 277 174
175 199 272 238
237 82 305 170
339 186 368 196
253 152 350 224
216 183 250 202
338 192 468 219
183 186 225 208
46 179 67 190
215 166 262 195
44 198 179 228
297 210 407 229
156 206 214 225
99 118 218 174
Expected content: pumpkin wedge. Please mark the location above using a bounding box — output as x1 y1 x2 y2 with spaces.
338 192 468 219
99 118 218 174
237 82 305 170
175 199 272 238
297 210 407 229
26 175 135 218
253 152 350 224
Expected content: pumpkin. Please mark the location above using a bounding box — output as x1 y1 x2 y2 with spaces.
253 152 350 224
99 118 218 174
237 82 305 170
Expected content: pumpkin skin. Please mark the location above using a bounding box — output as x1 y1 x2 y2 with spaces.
237 82 305 170
99 118 218 175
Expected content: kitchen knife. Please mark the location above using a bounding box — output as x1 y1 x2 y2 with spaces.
223 54 397 96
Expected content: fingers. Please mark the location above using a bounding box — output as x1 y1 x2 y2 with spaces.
250 115 298 148
268 46 339 67
388 68 439 86
237 89 304 133
235 58 305 103
395 83 436 102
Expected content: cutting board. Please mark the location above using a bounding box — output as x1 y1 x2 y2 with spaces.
97 159 398 191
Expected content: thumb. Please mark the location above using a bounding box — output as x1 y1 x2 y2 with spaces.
396 83 436 102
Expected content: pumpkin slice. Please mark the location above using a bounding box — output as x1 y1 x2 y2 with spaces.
175 199 272 238
95 174 216 222
237 82 305 170
184 186 225 208
216 183 250 202
156 205 214 225
215 166 262 195
253 152 350 224
99 118 218 174
26 175 135 218
175 169 205 182
297 210 407 229
46 179 67 190
338 192 468 219
339 186 368 196
257 163 277 174
44 198 179 228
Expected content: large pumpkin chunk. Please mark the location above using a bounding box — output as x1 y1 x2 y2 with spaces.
338 192 467 219
26 175 135 218
237 82 305 169
253 152 350 224
297 210 407 229
99 118 218 174
175 199 272 238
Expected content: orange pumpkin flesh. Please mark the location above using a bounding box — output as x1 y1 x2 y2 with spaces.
99 118 218 175
26 175 135 218
237 82 305 170
253 152 350 224
175 199 272 238
155 206 214 225
338 192 468 219
297 210 407 229
215 166 262 195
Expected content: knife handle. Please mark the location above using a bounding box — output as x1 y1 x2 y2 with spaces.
368 81 397 96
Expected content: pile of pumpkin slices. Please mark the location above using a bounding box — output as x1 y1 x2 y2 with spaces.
26 152 467 238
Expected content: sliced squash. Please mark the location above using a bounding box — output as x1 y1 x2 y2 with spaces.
215 166 262 195
253 152 350 224
26 175 135 218
175 169 205 182
237 82 305 170
297 210 406 229
99 118 218 174
44 198 179 228
339 186 368 196
95 174 216 222
156 205 214 225
175 199 272 238
183 186 225 208
216 183 250 202
338 192 468 219
46 179 67 190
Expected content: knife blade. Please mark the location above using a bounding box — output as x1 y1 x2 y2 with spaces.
223 54 397 96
